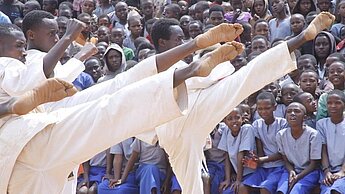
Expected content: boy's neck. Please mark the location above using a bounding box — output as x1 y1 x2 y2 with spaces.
334 84 345 91
290 125 304 139
264 116 275 125
275 12 287 20
330 115 344 124
231 130 239 137
341 17 345 24
119 19 127 25
131 33 139 39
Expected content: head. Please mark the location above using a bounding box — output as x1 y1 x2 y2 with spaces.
178 0 189 15
336 1 345 22
327 89 345 118
58 7 72 18
110 27 125 46
230 51 247 71
115 2 128 22
328 61 345 89
0 24 27 63
247 50 262 61
22 10 58 52
23 0 41 16
290 13 305 35
286 102 306 127
56 16 68 39
42 0 58 14
94 42 107 60
224 107 243 135
325 52 345 69
292 0 316 16
202 9 209 24
313 32 336 61
256 91 277 121
261 82 280 98
238 103 252 124
77 13 92 35
299 70 318 95
179 15 192 33
230 0 244 10
281 83 301 106
97 26 110 43
84 56 102 82
141 0 154 18
194 1 210 21
252 0 267 17
103 43 126 73
163 4 181 19
293 92 317 114
287 0 297 11
189 4 197 20
297 54 317 72
317 0 331 12
251 35 269 52
222 2 233 13
188 20 203 39
271 0 286 16
81 0 96 15
137 48 151 61
151 18 184 53
208 5 224 26
134 37 150 50
97 14 111 28
128 16 143 38
253 19 269 39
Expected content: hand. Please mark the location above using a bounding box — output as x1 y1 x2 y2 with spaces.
109 179 122 188
332 170 345 180
102 173 113 181
64 19 86 41
242 152 259 169
323 171 334 186
288 171 299 191
160 180 170 193
230 180 241 194
218 179 231 193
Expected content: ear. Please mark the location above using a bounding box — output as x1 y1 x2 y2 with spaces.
158 38 166 48
26 29 35 40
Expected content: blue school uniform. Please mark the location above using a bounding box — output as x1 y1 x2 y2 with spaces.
277 169 320 194
243 118 287 192
78 151 107 185
171 174 182 192
319 173 345 194
98 172 139 194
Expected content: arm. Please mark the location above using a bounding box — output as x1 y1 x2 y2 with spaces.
80 161 91 188
218 153 231 192
162 152 172 193
295 160 319 180
104 149 114 179
258 153 283 164
113 154 123 181
120 151 139 182
321 144 334 186
256 138 264 157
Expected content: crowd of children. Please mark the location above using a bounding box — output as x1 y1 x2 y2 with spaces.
0 0 344 193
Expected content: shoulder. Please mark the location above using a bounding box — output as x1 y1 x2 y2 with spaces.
277 127 289 136
304 125 318 136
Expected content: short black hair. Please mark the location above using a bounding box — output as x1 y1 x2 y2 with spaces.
77 12 91 20
252 34 270 46
165 3 181 14
0 23 22 42
98 14 110 23
56 15 69 23
256 91 277 105
195 1 210 11
22 10 54 37
298 54 317 64
328 89 345 103
253 19 268 30
299 69 319 79
209 4 224 15
150 18 180 50
293 92 311 104
328 52 345 63
59 1 73 10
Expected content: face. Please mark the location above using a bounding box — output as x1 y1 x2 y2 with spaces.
129 19 143 37
59 8 72 18
257 99 276 121
338 3 345 18
79 16 92 33
163 25 184 50
57 20 67 39
251 38 268 52
115 3 128 21
141 1 154 17
290 15 305 34
194 5 205 21
238 104 252 124
94 45 106 59
0 30 27 63
286 103 305 127
314 35 330 59
105 49 122 72
299 72 318 94
281 84 299 106
110 28 125 45
271 0 285 15
288 0 297 10
180 16 191 31
261 83 279 97
299 0 312 15
23 3 38 16
203 10 209 24
297 58 317 72
138 48 150 62
328 62 345 88
98 17 110 27
317 0 330 11
231 0 243 10
254 22 269 39
209 11 224 26
224 109 243 134
299 92 317 113
163 7 176 18
253 0 265 16
188 23 202 39
325 56 339 69
97 28 110 43
327 94 345 117
29 18 59 52
178 1 188 14
82 0 95 14
85 58 102 81
231 53 247 71
43 0 56 13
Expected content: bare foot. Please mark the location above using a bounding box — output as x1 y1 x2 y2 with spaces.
194 41 244 77
195 23 244 49
304 12 335 41
11 78 77 115
74 42 98 62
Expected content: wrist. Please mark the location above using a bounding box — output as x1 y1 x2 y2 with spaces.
322 166 330 173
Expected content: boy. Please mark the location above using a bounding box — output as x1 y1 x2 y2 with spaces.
293 92 317 128
290 14 305 37
251 35 270 53
188 20 203 39
123 16 143 52
269 0 291 42
299 70 319 99
276 102 321 193
163 4 181 19
242 92 288 194
317 90 345 194
208 5 225 26
110 27 135 60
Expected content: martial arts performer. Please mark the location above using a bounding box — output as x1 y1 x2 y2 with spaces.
0 20 243 193
126 12 335 194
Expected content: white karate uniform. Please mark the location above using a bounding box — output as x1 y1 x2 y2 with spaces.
143 42 297 194
0 56 188 194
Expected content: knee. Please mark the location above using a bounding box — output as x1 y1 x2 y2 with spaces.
88 183 98 194
238 184 249 194
331 190 341 194
77 186 88 194
141 164 160 174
